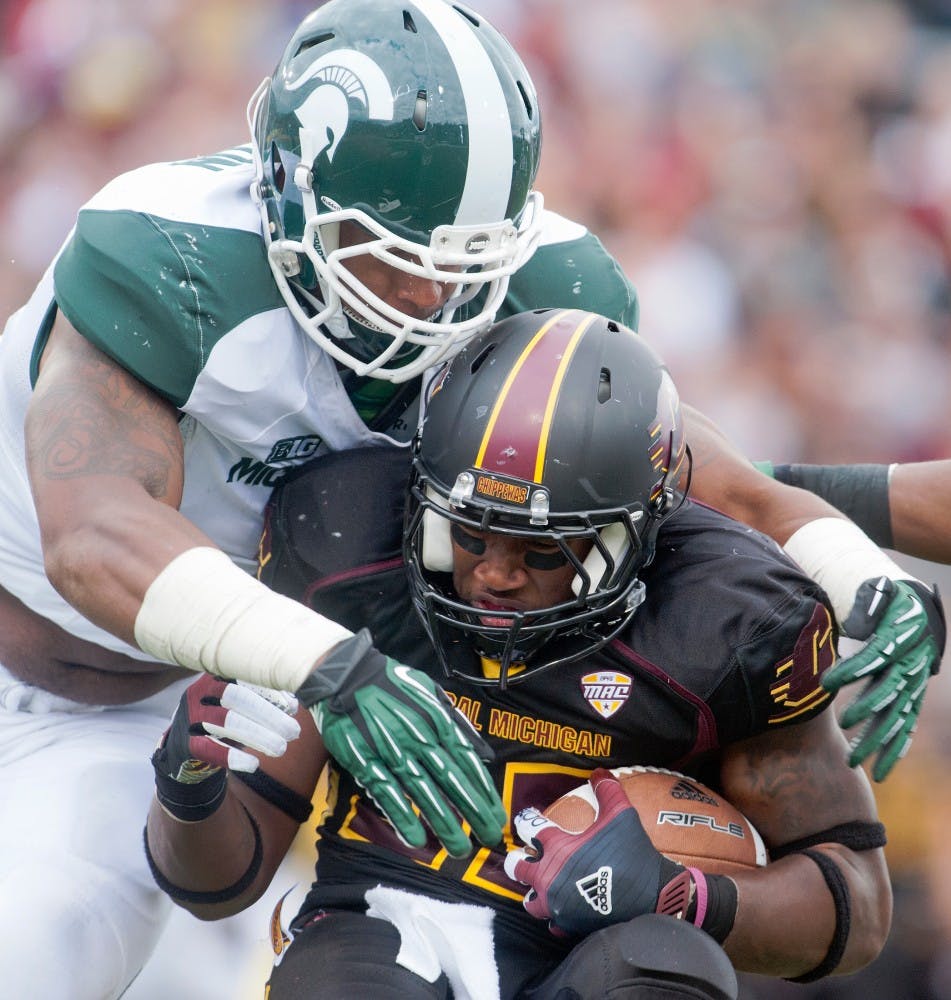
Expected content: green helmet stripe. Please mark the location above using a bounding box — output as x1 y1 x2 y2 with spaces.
411 0 514 226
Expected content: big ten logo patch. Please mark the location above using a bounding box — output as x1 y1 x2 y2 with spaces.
266 435 323 466
228 435 325 487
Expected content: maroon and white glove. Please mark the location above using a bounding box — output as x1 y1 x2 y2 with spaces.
151 674 300 820
504 769 691 937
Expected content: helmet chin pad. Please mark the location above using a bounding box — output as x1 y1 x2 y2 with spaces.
572 522 629 597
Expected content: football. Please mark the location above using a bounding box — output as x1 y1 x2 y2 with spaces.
543 766 768 874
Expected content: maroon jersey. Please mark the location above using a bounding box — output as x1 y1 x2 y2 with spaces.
260 445 835 951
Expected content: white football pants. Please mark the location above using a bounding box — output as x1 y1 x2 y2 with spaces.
0 666 190 999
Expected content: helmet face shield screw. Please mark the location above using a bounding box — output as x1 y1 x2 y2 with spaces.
293 165 314 193
449 472 476 506
530 490 550 526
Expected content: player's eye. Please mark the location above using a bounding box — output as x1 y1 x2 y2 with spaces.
450 522 486 555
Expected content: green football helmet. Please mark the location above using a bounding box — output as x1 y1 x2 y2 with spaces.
249 0 544 382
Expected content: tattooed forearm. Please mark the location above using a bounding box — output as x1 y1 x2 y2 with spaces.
720 711 873 849
26 342 183 502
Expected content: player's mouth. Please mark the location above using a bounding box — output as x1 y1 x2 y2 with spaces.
472 599 522 628
343 302 442 331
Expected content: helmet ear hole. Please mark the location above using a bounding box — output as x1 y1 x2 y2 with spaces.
271 144 286 194
572 522 629 597
422 488 454 572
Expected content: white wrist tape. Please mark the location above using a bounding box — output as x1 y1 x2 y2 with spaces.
133 547 352 691
783 517 915 625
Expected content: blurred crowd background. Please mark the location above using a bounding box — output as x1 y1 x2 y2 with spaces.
3 0 951 997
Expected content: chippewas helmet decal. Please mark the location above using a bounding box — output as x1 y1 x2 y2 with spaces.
472 473 535 509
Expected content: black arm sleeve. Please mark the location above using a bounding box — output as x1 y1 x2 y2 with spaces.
770 463 893 549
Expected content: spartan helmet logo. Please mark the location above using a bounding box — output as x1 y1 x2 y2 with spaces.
287 50 395 217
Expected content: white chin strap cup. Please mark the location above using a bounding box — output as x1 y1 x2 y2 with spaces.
422 489 454 572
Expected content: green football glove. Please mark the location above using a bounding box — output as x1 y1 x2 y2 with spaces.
297 629 506 857
823 577 945 781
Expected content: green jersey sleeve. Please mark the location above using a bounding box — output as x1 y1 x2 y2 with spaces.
501 226 639 330
54 208 282 407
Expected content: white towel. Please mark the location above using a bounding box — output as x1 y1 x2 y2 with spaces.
365 885 501 1000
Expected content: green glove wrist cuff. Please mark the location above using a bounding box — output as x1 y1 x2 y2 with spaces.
296 628 378 706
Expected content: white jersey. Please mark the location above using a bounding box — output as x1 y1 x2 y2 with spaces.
0 147 398 656
0 145 637 662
